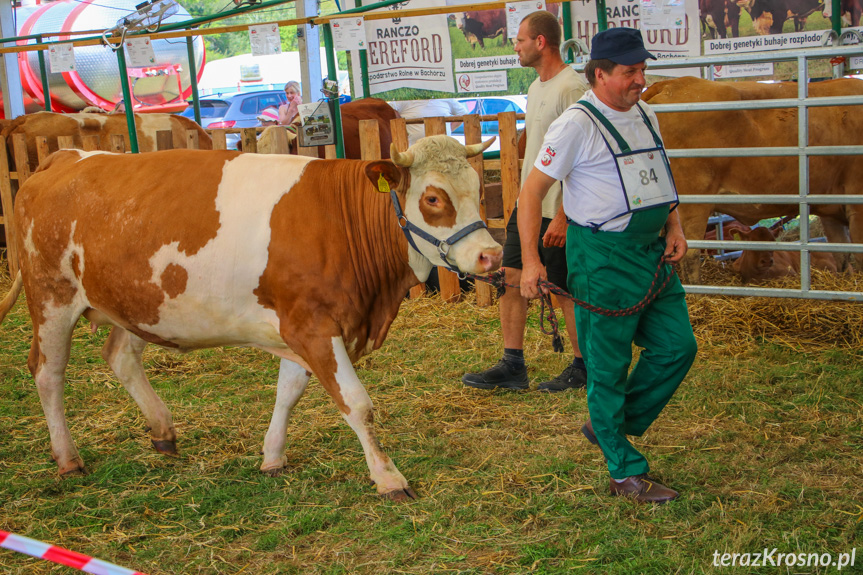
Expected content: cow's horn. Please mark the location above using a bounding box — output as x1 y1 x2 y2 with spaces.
390 144 413 167
465 137 496 158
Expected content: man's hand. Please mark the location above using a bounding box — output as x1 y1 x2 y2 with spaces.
520 260 548 300
542 209 567 248
663 225 688 263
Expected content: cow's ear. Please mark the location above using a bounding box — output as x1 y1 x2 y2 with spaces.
732 232 742 241
365 161 403 193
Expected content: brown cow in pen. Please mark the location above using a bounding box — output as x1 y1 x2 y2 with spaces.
731 226 839 283
642 76 863 282
0 135 501 500
1 110 212 167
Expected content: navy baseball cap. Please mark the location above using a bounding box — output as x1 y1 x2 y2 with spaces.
590 28 656 65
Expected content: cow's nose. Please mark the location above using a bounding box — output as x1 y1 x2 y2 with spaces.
478 247 503 273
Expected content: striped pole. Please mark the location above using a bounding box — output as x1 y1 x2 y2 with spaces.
0 530 147 575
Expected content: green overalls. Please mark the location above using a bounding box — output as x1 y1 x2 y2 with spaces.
565 101 698 480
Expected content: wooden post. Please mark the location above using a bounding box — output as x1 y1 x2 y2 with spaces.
358 119 382 160
422 117 461 303
12 134 31 186
156 130 174 151
241 128 257 153
0 137 19 276
110 134 126 153
464 114 494 307
57 136 76 150
499 111 520 226
35 137 51 166
82 135 100 152
391 117 425 299
297 143 318 157
324 144 337 159
186 129 200 150
210 130 227 150
269 128 291 155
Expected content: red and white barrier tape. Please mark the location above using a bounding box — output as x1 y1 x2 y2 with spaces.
0 530 147 575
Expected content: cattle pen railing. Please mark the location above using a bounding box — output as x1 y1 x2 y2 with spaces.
631 43 863 302
0 111 523 307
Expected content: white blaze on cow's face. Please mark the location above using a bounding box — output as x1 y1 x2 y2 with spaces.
390 135 502 276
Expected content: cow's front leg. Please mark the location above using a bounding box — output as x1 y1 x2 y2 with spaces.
305 336 416 501
260 358 311 475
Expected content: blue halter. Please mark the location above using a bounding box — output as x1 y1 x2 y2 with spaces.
388 188 489 276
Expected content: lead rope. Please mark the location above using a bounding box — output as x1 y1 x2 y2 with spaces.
470 257 675 352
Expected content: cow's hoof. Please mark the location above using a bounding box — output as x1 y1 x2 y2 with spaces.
379 487 418 502
260 466 290 477
59 464 87 477
152 439 178 455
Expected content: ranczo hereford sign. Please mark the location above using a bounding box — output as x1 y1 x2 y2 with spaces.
365 0 454 94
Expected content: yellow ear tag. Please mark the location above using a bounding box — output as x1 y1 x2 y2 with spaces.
377 174 390 194
732 232 741 241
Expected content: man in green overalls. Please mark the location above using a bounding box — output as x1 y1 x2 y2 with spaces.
517 28 698 503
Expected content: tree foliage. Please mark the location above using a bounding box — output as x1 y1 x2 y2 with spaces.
177 0 343 61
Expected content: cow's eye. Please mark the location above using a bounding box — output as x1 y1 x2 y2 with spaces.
426 196 439 206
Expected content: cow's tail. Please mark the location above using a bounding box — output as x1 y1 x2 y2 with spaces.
0 271 23 324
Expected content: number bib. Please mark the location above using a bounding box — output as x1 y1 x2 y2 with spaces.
572 99 679 229
616 147 677 211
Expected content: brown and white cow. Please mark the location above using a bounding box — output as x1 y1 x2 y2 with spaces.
1 110 213 168
731 226 839 283
0 135 502 500
642 76 863 282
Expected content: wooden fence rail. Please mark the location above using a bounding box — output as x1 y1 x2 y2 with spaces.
1 113 521 307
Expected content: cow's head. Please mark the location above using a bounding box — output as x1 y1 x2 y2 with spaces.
732 227 777 282
365 135 502 279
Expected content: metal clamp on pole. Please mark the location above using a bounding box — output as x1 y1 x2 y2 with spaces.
560 38 589 65
98 0 180 153
100 0 180 51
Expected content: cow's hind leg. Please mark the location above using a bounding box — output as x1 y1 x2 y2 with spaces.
306 336 415 501
260 358 311 475
30 316 86 475
101 327 177 454
846 207 863 272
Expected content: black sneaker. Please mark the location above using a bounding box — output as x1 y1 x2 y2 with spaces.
462 359 529 390
537 363 587 392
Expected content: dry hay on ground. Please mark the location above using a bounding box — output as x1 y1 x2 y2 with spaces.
1 254 860 356
686 258 863 352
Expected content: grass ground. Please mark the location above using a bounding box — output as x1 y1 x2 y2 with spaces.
0 261 860 574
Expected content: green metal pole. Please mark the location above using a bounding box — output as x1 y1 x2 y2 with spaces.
596 0 608 31
36 35 52 111
185 35 202 126
830 0 841 36
322 22 345 159
116 45 139 153
562 2 572 47
357 0 370 99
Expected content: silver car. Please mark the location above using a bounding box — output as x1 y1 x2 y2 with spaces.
180 89 287 149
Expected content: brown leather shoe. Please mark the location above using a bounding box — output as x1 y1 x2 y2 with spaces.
610 474 679 503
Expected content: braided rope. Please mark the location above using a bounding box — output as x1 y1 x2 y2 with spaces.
470 258 675 350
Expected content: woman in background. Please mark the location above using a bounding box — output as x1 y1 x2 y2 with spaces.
279 81 302 126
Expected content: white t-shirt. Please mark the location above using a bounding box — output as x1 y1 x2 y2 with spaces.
523 66 589 219
534 90 664 232
390 99 470 146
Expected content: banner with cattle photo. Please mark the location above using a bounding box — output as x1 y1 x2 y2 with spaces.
569 0 702 77
699 0 863 77
348 0 545 100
